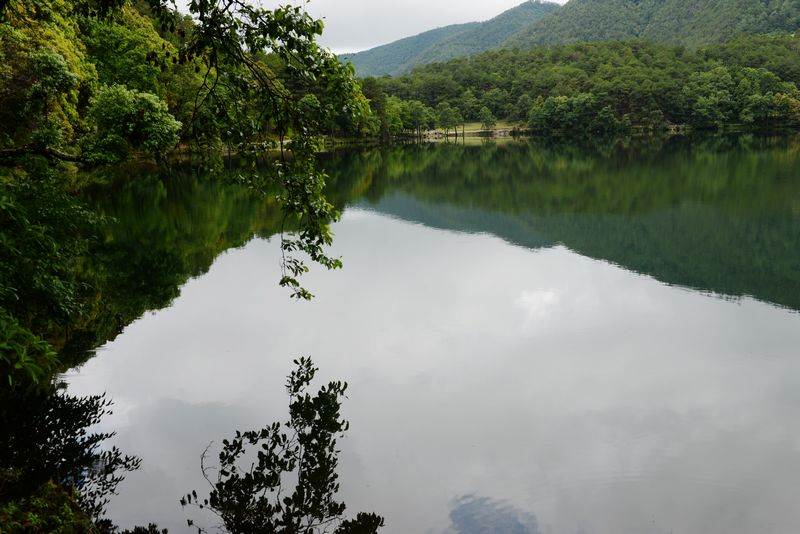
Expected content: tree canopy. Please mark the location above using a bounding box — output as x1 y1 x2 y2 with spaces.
370 37 800 133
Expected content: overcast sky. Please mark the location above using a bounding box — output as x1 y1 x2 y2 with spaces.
258 0 568 53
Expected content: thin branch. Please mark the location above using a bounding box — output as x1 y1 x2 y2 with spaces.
0 144 85 162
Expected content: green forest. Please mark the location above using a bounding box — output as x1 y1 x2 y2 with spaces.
365 36 800 137
506 0 800 48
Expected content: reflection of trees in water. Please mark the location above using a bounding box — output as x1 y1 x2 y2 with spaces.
66 166 287 368
3 135 797 531
59 134 800 371
182 358 384 534
0 361 381 533
0 388 141 528
446 495 539 534
323 135 800 312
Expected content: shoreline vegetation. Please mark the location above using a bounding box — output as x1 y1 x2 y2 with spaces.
357 37 800 142
1 0 799 531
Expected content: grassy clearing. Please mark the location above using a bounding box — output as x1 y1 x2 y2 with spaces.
460 120 525 132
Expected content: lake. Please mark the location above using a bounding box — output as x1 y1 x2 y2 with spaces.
67 135 800 534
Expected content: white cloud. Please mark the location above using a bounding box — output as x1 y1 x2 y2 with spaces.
260 0 569 51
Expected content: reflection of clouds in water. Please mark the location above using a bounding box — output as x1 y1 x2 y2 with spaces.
67 213 800 533
445 495 539 534
515 289 560 326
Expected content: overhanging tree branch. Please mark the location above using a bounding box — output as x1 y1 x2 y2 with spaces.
0 145 86 163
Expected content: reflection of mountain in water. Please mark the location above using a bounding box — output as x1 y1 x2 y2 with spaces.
361 193 554 251
362 192 800 312
325 137 800 312
75 136 800 365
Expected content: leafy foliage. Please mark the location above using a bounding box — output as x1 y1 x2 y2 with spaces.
0 167 102 385
138 0 366 298
1 0 365 300
84 84 182 162
0 481 93 533
0 310 58 388
0 1 366 529
182 357 383 533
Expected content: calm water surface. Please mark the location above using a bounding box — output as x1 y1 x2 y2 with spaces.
68 136 800 533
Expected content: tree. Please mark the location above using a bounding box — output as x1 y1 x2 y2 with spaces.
139 0 367 298
478 106 497 131
182 358 384 534
406 100 434 137
436 102 462 137
682 67 735 128
84 84 182 163
0 0 369 525
1 0 366 300
481 87 509 117
459 89 480 121
513 93 533 122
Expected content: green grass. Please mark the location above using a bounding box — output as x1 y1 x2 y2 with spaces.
460 121 524 132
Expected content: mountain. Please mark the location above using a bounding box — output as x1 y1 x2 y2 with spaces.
344 1 560 77
505 0 800 48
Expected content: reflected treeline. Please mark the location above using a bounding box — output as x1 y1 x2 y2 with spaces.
321 135 800 311
55 135 800 369
62 135 800 367
0 162 301 529
0 388 141 527
2 135 795 529
62 162 288 366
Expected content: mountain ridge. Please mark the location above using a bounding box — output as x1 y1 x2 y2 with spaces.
343 1 559 77
505 0 800 48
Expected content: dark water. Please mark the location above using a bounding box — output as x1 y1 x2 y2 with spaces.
68 136 800 533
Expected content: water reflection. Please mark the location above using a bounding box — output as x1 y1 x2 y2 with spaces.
68 212 800 533
63 135 800 533
447 495 539 534
321 135 800 312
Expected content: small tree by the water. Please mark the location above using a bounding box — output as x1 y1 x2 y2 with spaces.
479 106 497 131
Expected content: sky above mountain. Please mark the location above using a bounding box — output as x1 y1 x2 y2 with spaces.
259 0 568 53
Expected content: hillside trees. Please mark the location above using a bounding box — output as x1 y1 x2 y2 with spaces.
375 37 800 133
345 0 559 77
505 0 800 49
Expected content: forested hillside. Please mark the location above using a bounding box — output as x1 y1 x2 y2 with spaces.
365 36 800 135
506 0 800 48
345 1 559 76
